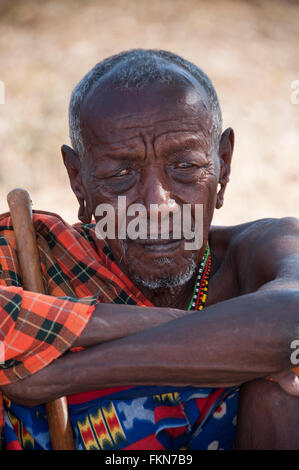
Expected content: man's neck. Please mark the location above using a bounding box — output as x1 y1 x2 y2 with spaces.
137 248 220 310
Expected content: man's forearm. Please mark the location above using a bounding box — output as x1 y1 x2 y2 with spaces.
73 302 191 348
5 287 298 406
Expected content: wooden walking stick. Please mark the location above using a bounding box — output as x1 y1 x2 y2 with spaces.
7 188 75 450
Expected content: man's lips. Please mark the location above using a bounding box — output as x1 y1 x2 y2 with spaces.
130 238 184 253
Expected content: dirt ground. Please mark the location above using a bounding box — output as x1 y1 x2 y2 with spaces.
0 0 298 225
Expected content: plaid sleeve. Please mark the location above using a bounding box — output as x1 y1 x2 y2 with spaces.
0 286 95 385
0 220 95 385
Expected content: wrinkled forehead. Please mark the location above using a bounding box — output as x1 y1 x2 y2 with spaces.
80 63 214 148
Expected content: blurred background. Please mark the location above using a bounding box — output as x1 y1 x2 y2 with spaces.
0 0 298 225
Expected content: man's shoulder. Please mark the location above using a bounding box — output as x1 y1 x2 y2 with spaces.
0 209 98 252
0 209 70 229
210 217 299 292
211 216 299 250
0 209 96 234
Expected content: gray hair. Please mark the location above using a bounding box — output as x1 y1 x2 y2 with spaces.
69 49 223 160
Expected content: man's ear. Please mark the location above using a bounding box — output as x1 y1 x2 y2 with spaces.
216 128 234 209
61 144 92 223
61 144 83 200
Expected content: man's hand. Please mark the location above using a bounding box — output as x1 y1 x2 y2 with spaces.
269 370 299 396
1 379 36 407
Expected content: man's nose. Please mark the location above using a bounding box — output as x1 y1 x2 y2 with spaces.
141 173 178 217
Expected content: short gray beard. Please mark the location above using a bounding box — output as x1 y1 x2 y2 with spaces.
132 256 197 290
118 240 197 290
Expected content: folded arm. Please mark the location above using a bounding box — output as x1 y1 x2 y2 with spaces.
2 283 298 406
2 217 299 405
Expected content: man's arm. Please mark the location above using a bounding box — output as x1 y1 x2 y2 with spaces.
3 284 298 406
72 302 192 348
2 217 299 405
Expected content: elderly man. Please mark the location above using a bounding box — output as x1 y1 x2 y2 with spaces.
0 49 298 450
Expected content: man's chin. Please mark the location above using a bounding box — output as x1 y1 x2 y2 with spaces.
110 238 198 290
130 257 197 290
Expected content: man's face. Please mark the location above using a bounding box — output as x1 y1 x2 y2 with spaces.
78 68 221 288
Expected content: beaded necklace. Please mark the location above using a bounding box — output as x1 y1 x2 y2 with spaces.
187 243 212 311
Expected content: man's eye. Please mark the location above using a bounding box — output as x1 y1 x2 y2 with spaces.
176 162 193 169
114 168 131 177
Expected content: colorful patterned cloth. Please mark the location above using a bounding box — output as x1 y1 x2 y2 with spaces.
4 385 239 450
0 211 239 450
